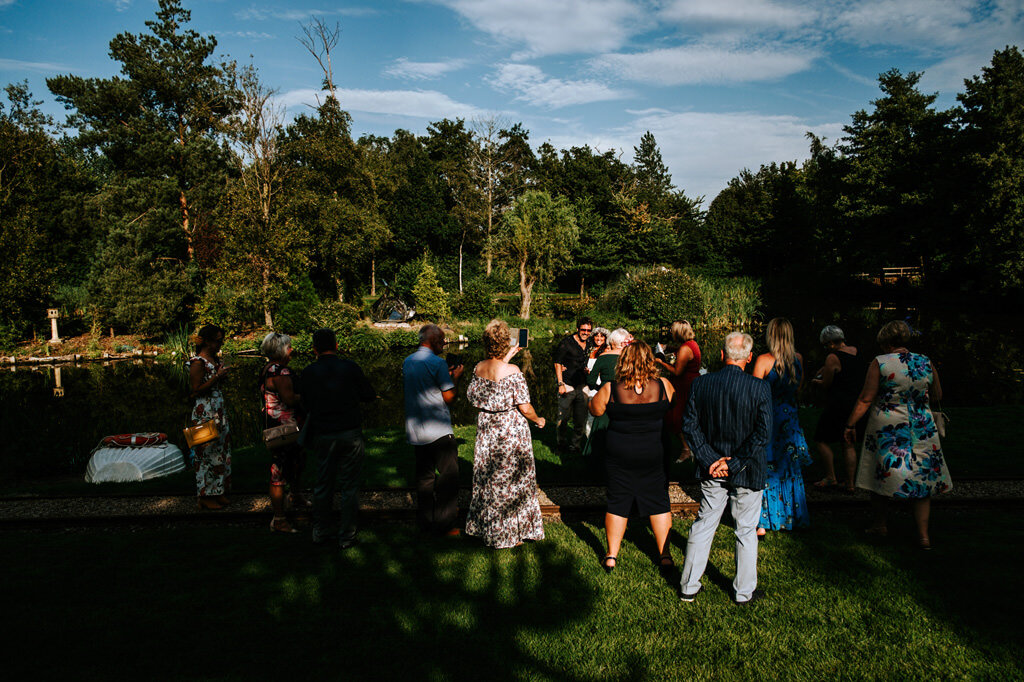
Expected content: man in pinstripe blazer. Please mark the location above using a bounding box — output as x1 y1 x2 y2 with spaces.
679 331 772 605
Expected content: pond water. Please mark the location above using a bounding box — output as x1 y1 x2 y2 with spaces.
3 301 1022 479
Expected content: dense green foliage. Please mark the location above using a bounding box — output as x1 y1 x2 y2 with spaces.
0 0 1021 341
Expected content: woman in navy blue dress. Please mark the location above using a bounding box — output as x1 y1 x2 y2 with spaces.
752 318 811 534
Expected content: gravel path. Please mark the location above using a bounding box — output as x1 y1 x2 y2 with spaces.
2 480 1020 523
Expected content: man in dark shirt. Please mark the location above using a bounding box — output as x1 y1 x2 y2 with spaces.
301 328 377 549
553 317 592 454
679 331 772 605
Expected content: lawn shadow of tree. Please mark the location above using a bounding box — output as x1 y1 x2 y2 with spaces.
5 523 602 681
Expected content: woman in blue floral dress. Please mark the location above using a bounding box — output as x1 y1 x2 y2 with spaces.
845 320 951 549
753 318 811 534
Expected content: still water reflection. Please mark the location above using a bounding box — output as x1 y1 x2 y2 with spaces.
3 304 1021 478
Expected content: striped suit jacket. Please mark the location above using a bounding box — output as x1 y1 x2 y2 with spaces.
682 364 772 491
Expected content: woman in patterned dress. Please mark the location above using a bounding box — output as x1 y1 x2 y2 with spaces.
844 320 952 549
259 332 307 533
187 324 232 510
752 318 811 535
465 320 547 549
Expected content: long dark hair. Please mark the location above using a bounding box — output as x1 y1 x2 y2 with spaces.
195 324 225 354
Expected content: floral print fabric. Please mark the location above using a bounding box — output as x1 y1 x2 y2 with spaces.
759 359 811 531
262 362 297 424
856 352 952 498
187 355 231 497
465 371 545 549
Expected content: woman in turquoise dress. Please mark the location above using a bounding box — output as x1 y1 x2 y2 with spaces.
752 318 811 534
844 320 951 549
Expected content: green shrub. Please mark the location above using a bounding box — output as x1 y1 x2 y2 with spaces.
338 325 389 353
392 259 422 302
309 300 361 332
194 283 259 336
611 267 761 329
273 276 319 335
411 258 450 321
625 268 704 326
452 277 497 319
550 295 596 320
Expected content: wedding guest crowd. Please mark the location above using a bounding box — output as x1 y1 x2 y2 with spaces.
182 312 951 600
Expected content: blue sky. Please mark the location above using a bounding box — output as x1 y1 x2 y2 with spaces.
2 0 1021 200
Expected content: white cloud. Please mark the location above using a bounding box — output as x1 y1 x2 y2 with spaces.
430 0 644 57
834 0 977 48
659 0 810 30
384 57 468 80
592 44 817 85
626 110 844 199
539 111 842 200
236 6 378 21
489 63 630 108
278 87 485 119
219 31 276 41
0 57 68 72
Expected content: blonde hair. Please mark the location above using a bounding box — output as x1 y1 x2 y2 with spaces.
669 320 695 344
877 320 913 349
260 332 292 361
766 317 798 385
615 341 660 387
483 319 511 359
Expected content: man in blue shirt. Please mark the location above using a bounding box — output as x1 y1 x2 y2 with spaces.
679 331 772 605
403 324 464 535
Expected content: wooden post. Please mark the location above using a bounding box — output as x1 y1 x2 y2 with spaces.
46 309 61 344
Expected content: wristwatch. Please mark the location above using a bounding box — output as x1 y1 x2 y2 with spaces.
557 381 565 387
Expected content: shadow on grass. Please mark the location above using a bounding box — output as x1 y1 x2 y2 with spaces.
6 523 601 681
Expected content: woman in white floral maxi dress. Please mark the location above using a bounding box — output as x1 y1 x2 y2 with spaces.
465 320 546 549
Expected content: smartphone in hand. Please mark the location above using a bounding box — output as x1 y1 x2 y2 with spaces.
510 328 529 348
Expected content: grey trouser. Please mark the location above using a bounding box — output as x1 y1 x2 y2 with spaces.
557 387 589 450
679 479 763 602
312 429 365 545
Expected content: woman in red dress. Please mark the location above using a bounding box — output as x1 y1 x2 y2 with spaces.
655 320 701 461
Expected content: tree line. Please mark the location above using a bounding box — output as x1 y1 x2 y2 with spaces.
1 0 1021 342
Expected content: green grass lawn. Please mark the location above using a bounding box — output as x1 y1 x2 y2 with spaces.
6 405 1019 497
4 509 1020 680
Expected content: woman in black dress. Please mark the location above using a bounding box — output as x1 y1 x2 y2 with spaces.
811 325 868 492
589 341 675 573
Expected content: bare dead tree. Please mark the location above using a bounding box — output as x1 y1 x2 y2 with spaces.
298 18 340 103
470 115 511 277
235 65 288 327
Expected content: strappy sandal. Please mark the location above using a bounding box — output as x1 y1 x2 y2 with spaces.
813 477 837 489
602 556 617 573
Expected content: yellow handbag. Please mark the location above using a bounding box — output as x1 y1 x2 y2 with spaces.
183 420 219 448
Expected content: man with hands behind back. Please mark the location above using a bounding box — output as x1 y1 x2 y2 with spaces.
678 332 772 605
